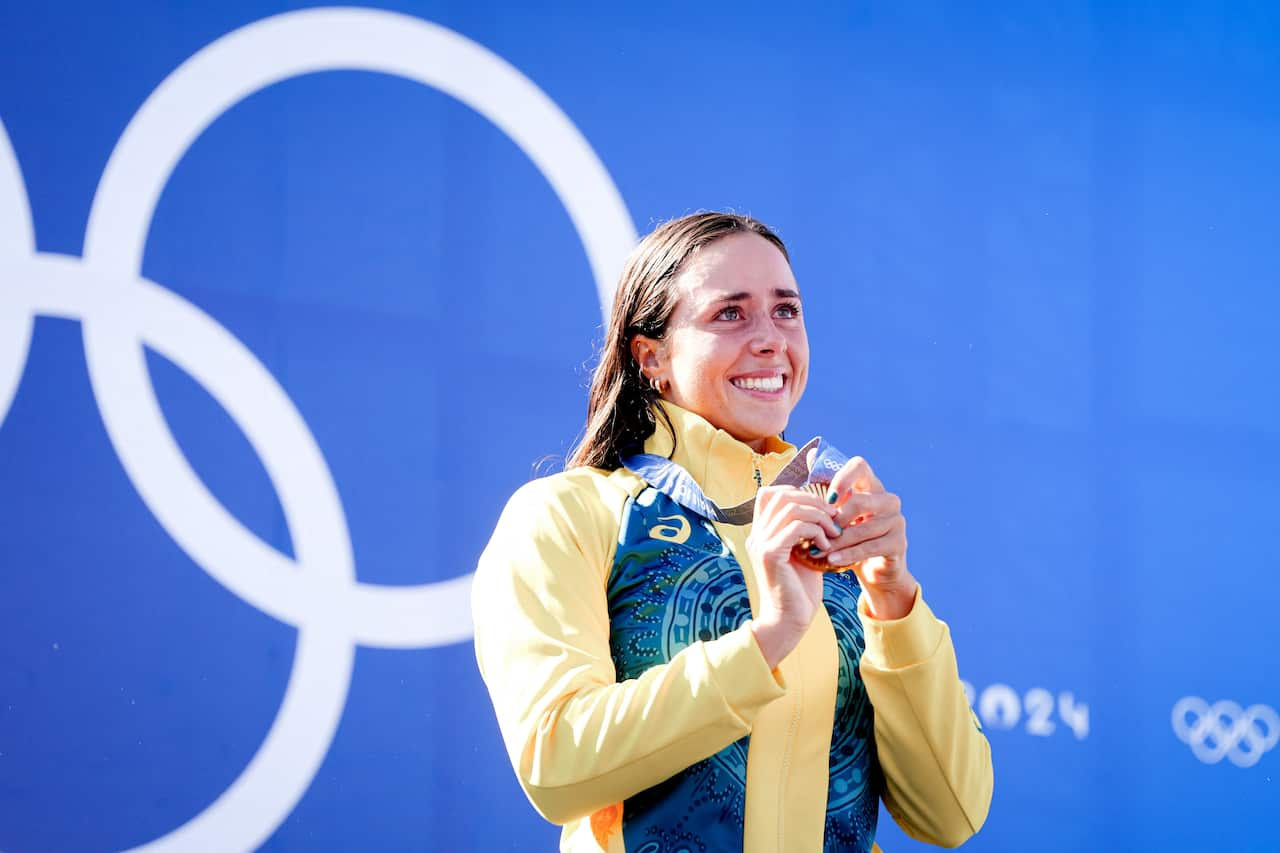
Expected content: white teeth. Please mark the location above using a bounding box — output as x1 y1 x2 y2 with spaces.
732 376 784 392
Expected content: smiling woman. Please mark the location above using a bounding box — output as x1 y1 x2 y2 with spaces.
472 212 993 853
629 232 808 452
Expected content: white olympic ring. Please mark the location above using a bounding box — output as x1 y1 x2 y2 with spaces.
0 7 636 851
1171 696 1279 768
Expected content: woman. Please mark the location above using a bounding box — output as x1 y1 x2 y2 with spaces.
473 213 992 852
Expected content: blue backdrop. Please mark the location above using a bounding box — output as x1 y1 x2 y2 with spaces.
1 2 1277 851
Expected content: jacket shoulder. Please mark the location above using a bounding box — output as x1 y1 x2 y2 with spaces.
503 465 643 524
487 466 645 577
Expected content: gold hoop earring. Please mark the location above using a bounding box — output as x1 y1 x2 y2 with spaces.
650 376 667 395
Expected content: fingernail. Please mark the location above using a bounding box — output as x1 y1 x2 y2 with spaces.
808 545 822 557
832 524 842 535
826 490 838 504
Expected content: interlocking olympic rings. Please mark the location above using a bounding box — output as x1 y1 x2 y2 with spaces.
0 7 636 851
1171 696 1279 768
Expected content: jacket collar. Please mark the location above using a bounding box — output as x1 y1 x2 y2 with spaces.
642 401 797 510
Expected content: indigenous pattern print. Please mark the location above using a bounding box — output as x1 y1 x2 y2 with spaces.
822 569 881 852
608 488 751 853
606 487 882 852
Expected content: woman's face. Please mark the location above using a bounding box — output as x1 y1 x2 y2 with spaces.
633 232 809 451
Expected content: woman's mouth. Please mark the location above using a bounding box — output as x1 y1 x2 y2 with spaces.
730 375 785 394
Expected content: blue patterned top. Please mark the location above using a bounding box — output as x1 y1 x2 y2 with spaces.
606 487 881 852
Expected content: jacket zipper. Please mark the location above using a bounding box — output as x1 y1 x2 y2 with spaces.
753 448 799 847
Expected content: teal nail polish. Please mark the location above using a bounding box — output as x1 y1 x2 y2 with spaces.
826 490 838 504
808 545 822 557
833 524 842 535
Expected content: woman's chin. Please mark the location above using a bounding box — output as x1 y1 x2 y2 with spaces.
725 417 791 449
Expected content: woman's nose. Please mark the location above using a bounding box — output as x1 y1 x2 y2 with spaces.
750 317 786 355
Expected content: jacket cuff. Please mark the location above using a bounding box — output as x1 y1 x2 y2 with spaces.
858 584 945 670
702 622 787 713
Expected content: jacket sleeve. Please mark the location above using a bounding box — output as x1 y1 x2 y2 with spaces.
472 474 786 825
858 586 994 848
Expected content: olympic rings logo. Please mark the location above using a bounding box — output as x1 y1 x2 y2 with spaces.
1171 697 1279 768
0 8 635 851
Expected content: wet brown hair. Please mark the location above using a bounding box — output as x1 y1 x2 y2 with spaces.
567 212 789 470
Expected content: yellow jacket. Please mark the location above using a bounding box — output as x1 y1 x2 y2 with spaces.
474 403 992 851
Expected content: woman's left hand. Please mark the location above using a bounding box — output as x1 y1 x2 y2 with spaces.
822 456 918 620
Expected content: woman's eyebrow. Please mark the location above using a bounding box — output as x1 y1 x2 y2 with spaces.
709 288 801 304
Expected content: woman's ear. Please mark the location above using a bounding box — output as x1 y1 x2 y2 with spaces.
629 335 664 381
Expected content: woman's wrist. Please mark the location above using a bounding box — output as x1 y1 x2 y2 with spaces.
860 575 919 621
749 618 802 670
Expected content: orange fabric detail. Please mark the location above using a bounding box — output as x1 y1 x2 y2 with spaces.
589 802 623 849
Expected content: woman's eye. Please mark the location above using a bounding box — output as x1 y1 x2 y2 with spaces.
717 306 743 321
775 302 801 319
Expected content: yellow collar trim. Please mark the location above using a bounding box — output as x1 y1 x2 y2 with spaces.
642 401 797 510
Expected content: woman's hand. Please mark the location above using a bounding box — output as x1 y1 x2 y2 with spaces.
823 457 917 621
745 484 843 668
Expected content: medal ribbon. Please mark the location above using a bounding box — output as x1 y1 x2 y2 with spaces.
621 437 850 525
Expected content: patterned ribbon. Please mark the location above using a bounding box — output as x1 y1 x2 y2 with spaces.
621 437 849 526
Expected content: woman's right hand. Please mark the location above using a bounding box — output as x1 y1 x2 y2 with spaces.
745 485 842 668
